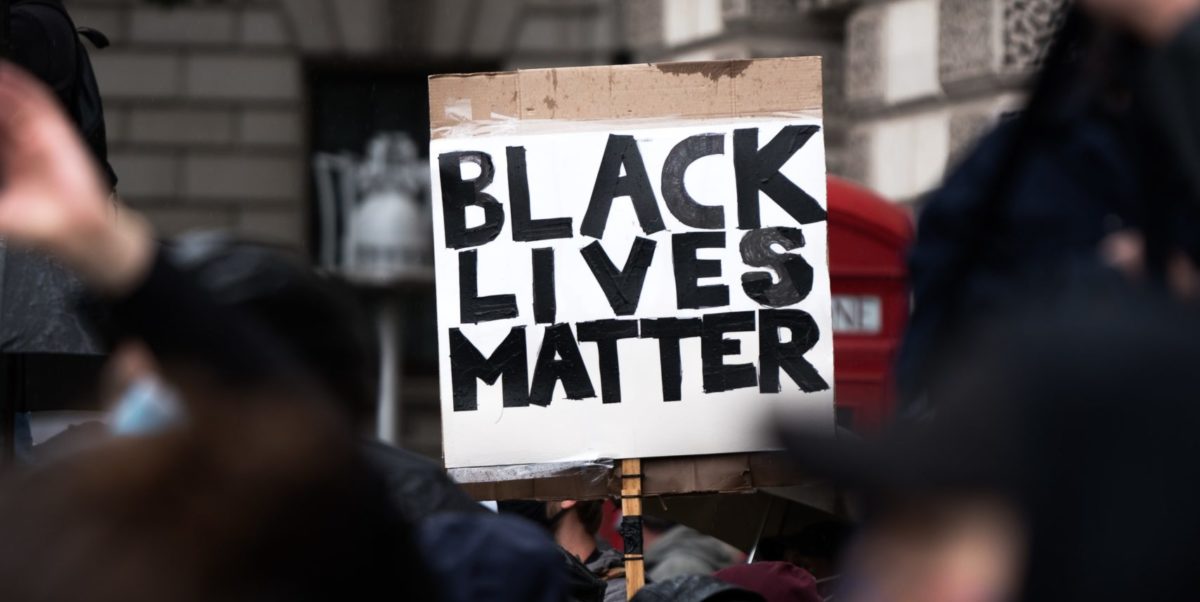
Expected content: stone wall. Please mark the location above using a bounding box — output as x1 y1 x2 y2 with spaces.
622 0 1063 202
66 0 306 247
68 0 626 252
67 0 1066 244
843 0 1065 201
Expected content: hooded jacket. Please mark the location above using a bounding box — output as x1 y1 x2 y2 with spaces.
645 526 741 583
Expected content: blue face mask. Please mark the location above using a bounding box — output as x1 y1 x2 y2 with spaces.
108 377 185 436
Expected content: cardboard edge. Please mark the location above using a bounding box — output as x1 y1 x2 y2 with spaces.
456 452 813 502
429 56 824 138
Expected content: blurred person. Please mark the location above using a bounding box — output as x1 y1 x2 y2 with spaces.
821 11 1200 579
643 516 742 583
831 495 1025 602
549 499 626 602
498 499 622 602
897 0 1200 405
143 232 483 523
30 231 484 522
784 283 1200 602
0 63 440 599
0 392 439 601
787 8 1200 600
3 0 117 465
714 562 823 602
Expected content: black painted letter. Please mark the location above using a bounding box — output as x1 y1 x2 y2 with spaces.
459 250 518 324
509 146 573 241
734 126 826 229
640 318 703 402
439 151 505 249
582 134 666 238
530 324 596 405
581 237 657 316
701 312 758 393
532 247 556 324
662 134 725 229
577 320 640 404
449 327 530 411
758 310 829 394
740 227 814 307
672 232 729 310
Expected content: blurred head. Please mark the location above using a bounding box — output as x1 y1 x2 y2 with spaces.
497 499 604 536
497 498 606 564
841 495 1026 602
96 232 380 428
550 499 605 536
0 393 435 602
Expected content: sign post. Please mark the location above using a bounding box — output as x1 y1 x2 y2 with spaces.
621 458 645 598
427 58 835 599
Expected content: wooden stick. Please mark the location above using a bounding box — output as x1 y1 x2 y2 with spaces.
621 458 645 600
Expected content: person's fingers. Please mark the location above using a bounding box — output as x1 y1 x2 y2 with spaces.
0 62 71 167
0 62 110 252
0 63 107 197
1099 231 1145 280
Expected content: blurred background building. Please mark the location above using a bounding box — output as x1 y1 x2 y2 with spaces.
65 0 1063 459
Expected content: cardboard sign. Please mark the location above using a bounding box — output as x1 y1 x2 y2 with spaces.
430 58 834 469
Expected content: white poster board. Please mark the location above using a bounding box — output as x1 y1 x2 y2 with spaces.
431 118 835 468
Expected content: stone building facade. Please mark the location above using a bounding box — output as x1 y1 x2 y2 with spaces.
70 0 1063 249
62 0 1061 456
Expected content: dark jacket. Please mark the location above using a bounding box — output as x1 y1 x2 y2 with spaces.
419 513 566 602
897 36 1149 402
563 546 608 602
360 439 482 523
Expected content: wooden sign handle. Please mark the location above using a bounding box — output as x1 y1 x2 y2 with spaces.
621 458 645 600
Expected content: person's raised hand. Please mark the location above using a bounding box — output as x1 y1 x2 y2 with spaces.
0 62 153 294
1081 0 1200 43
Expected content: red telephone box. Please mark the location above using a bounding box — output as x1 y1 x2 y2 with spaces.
827 176 913 432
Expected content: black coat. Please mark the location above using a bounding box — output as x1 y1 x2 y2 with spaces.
894 16 1200 402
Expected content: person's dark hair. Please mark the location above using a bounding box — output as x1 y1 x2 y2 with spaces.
575 500 605 536
166 232 380 425
757 521 852 563
0 395 436 601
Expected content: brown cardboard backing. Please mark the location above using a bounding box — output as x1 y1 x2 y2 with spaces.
429 56 822 137
456 452 819 503
430 57 825 501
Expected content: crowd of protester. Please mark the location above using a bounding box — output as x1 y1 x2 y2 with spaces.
5 0 1200 600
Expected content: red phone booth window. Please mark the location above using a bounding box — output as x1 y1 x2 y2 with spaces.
827 177 913 432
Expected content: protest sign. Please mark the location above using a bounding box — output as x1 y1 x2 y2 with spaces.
429 57 834 470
